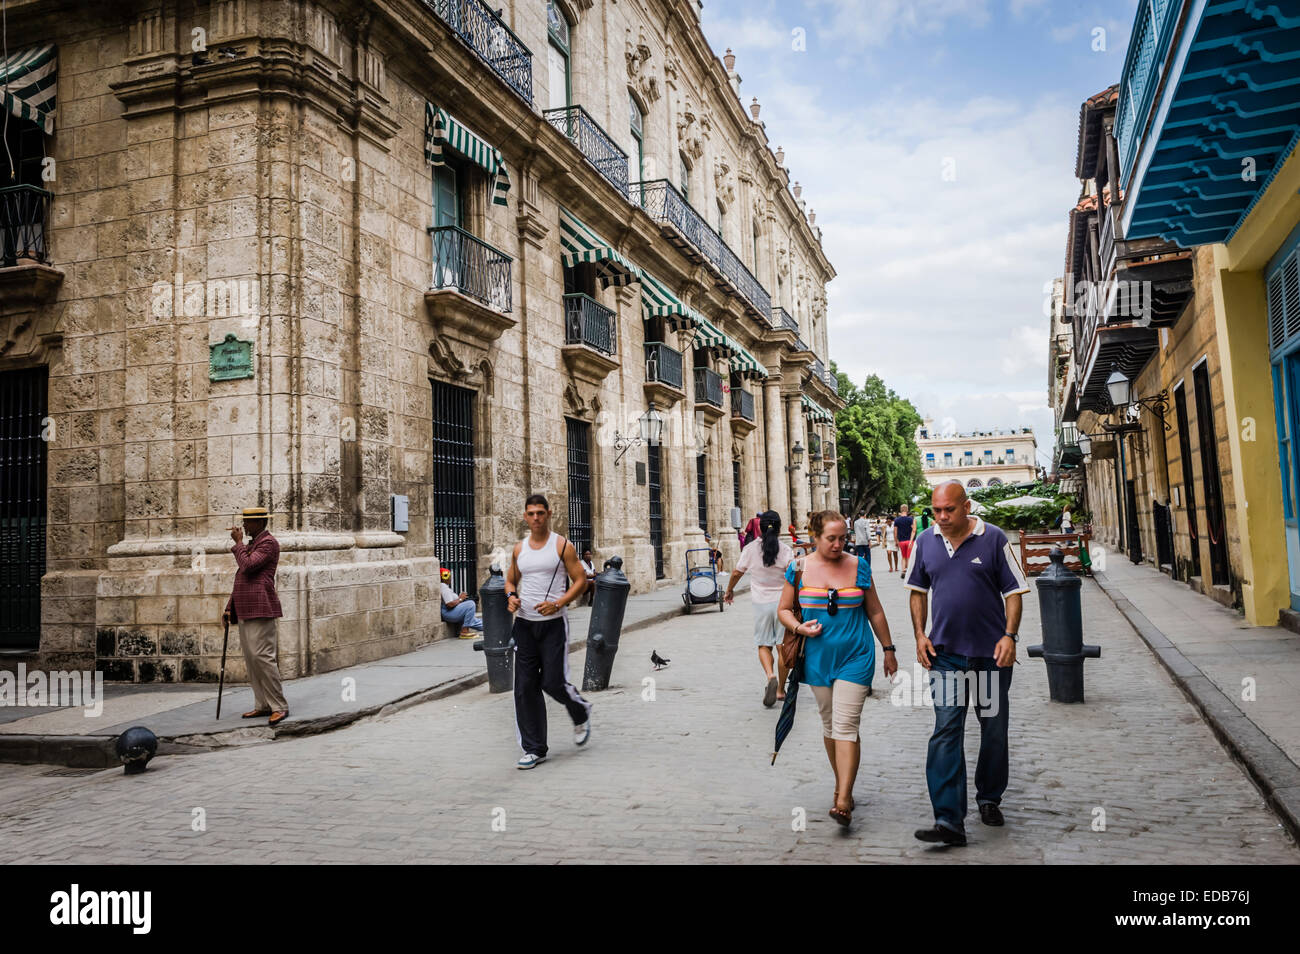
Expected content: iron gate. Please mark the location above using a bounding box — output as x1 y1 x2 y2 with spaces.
732 459 741 512
648 443 664 579
1194 364 1230 586
0 367 46 652
432 380 478 597
696 453 708 531
566 418 592 557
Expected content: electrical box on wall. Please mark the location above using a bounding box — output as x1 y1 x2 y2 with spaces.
391 494 409 532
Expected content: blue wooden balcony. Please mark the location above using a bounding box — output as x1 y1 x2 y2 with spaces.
1117 0 1300 246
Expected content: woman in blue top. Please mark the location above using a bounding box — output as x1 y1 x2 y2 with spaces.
778 510 898 826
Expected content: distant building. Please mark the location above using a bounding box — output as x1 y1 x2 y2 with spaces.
916 422 1038 490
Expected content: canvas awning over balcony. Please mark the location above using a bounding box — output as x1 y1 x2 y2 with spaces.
1 44 56 134
728 343 768 380
424 103 510 206
692 314 737 358
801 394 833 423
558 207 640 287
1117 0 1300 245
639 269 699 332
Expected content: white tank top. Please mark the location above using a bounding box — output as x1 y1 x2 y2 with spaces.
516 531 569 621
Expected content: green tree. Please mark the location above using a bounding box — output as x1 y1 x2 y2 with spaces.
831 364 927 515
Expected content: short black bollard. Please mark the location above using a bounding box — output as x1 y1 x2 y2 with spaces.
472 566 515 694
1026 547 1100 703
582 556 631 692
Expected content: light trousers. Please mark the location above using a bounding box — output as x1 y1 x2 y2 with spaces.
238 617 288 712
810 679 870 741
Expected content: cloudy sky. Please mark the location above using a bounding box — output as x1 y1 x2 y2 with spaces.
699 0 1139 465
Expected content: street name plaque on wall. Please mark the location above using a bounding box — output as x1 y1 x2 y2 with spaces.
209 334 254 381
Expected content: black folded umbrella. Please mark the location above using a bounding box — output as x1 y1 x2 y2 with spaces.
771 638 806 765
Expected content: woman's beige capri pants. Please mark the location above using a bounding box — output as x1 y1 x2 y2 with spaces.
810 680 870 741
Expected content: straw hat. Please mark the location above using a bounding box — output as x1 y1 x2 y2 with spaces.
240 507 270 519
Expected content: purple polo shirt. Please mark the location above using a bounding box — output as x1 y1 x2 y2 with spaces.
905 517 1030 658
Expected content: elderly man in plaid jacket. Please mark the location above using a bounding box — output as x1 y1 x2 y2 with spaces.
222 506 288 726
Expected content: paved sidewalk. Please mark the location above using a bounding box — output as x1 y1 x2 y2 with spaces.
0 576 737 766
1094 557 1300 839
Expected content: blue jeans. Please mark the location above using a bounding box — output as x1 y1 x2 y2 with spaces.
441 599 481 629
925 650 1012 833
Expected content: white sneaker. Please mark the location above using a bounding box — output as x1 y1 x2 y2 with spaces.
517 753 546 769
574 720 591 746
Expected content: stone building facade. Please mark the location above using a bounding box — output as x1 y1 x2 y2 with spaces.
0 0 840 681
916 422 1038 490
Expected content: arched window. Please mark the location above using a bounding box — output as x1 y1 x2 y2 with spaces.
679 151 690 203
988 478 1003 487
629 90 645 183
547 2 571 111
752 219 761 271
717 199 727 239
967 479 983 489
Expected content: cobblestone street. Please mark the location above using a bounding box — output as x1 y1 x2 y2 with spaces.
3 556 1296 864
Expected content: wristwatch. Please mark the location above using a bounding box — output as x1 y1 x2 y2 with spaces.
507 591 519 600
1004 632 1019 643
882 645 896 653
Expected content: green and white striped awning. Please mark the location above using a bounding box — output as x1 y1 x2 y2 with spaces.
640 269 699 332
424 103 510 206
802 394 833 422
692 315 737 358
559 207 640 287
2 45 56 134
729 343 768 381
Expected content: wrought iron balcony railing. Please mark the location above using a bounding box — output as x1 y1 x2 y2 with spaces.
563 292 617 356
731 387 755 422
0 185 53 267
429 225 512 312
423 0 534 107
773 306 798 334
694 366 724 408
631 179 772 320
544 105 629 198
645 342 684 390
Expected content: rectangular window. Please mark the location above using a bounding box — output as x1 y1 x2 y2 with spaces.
984 449 993 460
943 452 953 463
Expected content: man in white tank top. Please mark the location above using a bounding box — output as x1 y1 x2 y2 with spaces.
506 494 593 769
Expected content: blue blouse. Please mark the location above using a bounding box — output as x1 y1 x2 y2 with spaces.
785 555 875 687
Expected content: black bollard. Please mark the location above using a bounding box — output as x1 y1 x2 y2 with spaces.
1026 547 1100 703
582 556 631 692
472 566 515 693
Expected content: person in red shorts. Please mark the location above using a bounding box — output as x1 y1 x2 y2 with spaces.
894 504 916 579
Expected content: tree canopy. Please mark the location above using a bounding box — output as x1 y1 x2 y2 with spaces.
832 365 927 515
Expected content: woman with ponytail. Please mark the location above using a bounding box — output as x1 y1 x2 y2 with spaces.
724 510 796 708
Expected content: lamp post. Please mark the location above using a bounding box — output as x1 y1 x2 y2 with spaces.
786 441 804 472
613 402 664 465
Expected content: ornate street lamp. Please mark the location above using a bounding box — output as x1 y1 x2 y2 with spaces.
1077 432 1093 456
817 470 830 487
1106 367 1132 408
614 402 664 465
787 441 804 471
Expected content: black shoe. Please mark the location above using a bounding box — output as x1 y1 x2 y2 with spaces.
979 803 1004 827
914 825 967 846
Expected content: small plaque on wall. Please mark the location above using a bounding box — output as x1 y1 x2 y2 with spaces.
635 461 646 486
209 333 254 381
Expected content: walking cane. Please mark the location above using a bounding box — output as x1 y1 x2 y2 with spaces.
217 615 230 719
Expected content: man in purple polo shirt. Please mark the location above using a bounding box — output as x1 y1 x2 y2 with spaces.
905 480 1029 846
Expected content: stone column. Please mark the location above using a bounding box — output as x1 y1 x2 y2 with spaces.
763 373 787 518
786 393 810 534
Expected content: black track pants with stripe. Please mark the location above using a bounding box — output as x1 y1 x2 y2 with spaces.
513 615 592 757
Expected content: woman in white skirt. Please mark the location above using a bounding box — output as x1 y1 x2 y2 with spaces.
724 510 796 707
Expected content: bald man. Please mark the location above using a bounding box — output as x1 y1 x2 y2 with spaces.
905 481 1029 846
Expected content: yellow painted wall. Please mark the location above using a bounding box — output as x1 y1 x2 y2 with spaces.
1213 144 1300 624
